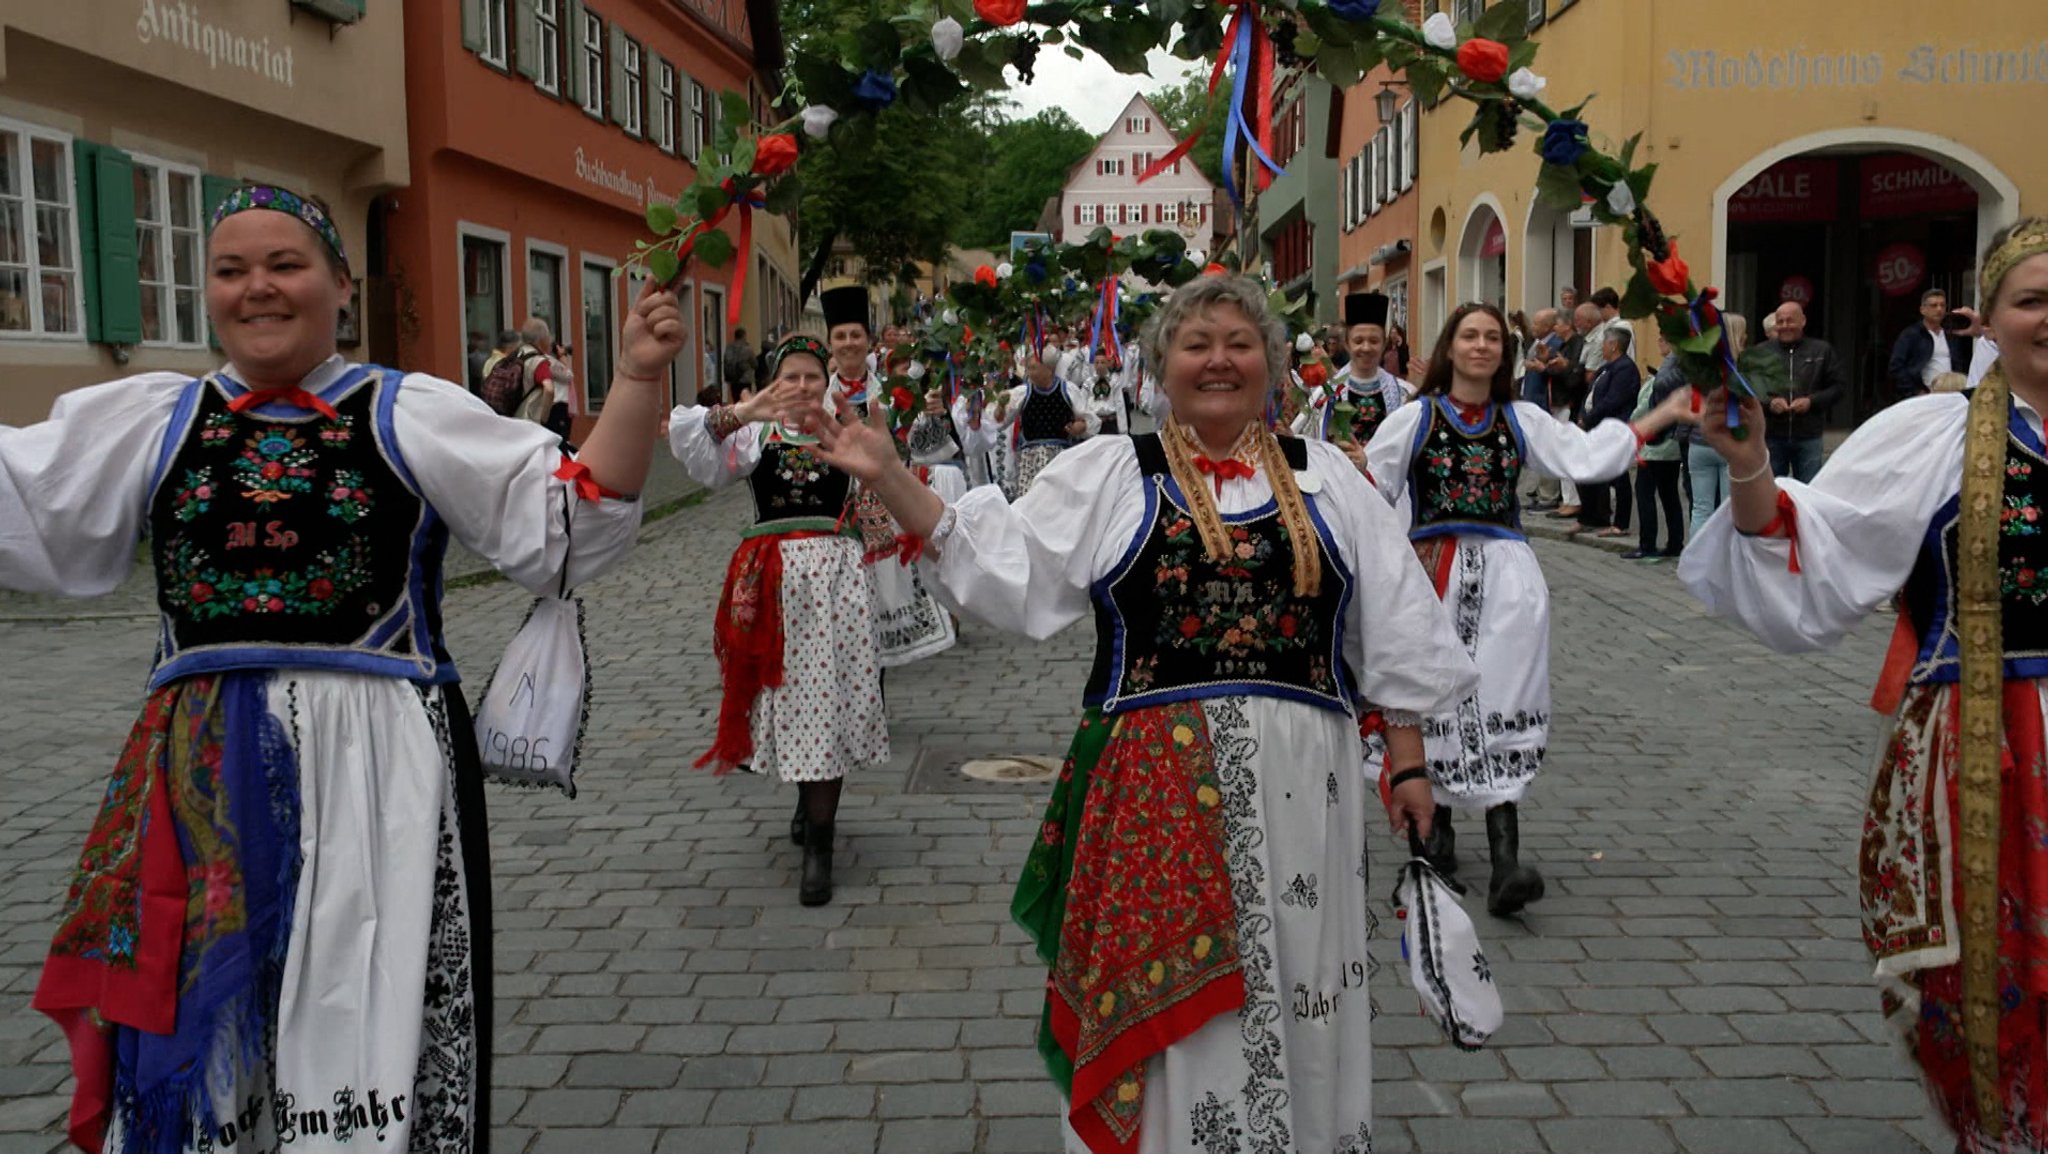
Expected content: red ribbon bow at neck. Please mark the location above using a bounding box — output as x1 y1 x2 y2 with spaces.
226 385 339 421
1192 455 1255 495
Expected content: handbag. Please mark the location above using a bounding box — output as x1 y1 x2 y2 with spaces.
472 487 590 798
1395 829 1503 1051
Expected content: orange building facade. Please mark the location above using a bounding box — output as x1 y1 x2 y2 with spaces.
386 0 788 436
1334 53 1422 347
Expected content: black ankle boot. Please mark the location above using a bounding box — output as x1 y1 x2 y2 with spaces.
1485 802 1545 916
789 798 807 847
799 822 835 906
1423 804 1457 875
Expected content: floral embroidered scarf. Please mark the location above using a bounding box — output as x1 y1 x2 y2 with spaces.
1016 703 1245 1154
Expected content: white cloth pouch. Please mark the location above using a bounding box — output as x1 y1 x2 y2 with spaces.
474 592 588 797
1395 850 1503 1051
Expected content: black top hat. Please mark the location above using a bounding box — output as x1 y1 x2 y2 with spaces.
821 286 871 331
1344 292 1390 330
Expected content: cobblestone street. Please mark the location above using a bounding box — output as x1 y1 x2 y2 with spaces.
0 483 1948 1154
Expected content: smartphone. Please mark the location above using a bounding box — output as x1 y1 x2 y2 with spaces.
1941 312 1973 333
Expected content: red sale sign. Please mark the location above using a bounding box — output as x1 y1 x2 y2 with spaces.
1779 275 1816 305
1874 242 1926 297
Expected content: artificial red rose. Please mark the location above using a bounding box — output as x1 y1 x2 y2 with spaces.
1645 243 1691 296
1455 38 1510 84
963 325 975 342
309 578 335 601
753 134 800 177
1203 263 1228 276
1299 362 1329 389
890 386 914 411
974 0 1026 27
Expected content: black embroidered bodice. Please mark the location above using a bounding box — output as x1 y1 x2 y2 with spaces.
1902 415 2048 683
1020 382 1075 445
147 368 449 687
908 409 964 463
1408 398 1524 541
748 434 852 531
1084 434 1356 716
1336 379 1390 444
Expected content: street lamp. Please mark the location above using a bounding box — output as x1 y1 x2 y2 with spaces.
1373 80 1409 124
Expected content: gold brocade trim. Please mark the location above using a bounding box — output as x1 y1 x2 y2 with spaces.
1160 420 1322 598
1981 219 2048 307
1957 363 2010 1137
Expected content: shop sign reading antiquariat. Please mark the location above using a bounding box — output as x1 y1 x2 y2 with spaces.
134 0 295 88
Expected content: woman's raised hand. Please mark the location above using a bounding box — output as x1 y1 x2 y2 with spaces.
620 279 686 379
1697 386 1769 475
806 393 908 485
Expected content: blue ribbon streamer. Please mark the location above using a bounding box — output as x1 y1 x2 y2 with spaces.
1217 12 1285 220
1686 292 1757 430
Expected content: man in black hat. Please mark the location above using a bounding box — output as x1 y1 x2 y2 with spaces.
1293 291 1411 470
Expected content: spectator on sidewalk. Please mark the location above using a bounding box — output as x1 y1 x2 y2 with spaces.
1627 336 1685 560
1545 304 1601 520
1886 288 1974 398
1763 301 1846 483
722 327 756 400
1520 308 1563 510
1576 326 1640 537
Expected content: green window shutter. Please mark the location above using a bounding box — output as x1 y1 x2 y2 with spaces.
564 0 585 104
608 24 628 126
201 174 238 350
71 140 103 343
646 50 663 145
674 61 695 159
460 0 485 51
92 146 143 346
513 0 539 79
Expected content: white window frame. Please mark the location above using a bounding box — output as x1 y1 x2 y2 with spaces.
579 251 618 412
1454 0 1484 24
525 238 569 347
533 0 561 95
1364 142 1380 215
1402 102 1419 192
654 61 676 153
0 117 84 342
455 221 513 369
1160 201 1179 225
130 152 207 348
687 82 707 162
1374 127 1392 207
1081 203 1098 226
1382 272 1409 331
480 0 510 68
578 11 605 118
621 39 643 138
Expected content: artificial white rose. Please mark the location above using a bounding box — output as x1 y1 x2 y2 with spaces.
800 105 839 140
1422 12 1457 49
996 262 1014 279
941 309 958 325
1295 332 1316 353
906 360 927 380
1507 68 1546 100
1606 182 1636 216
930 17 964 62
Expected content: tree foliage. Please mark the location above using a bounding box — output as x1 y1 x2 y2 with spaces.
1145 75 1227 187
953 108 1096 250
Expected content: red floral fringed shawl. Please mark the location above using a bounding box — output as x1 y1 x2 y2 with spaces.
1020 702 1246 1154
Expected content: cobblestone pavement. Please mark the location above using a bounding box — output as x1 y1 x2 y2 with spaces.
0 480 1949 1154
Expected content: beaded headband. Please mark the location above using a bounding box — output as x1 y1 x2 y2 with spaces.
770 334 830 377
1981 218 2048 310
208 184 350 271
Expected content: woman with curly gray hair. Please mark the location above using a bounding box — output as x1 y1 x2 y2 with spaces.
805 273 1477 1153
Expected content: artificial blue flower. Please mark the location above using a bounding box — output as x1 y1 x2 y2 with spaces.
1540 119 1589 167
1328 0 1380 20
852 69 897 111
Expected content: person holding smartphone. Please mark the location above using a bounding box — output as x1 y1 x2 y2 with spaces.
1888 288 1977 397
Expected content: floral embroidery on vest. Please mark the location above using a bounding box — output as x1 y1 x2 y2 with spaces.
170 468 216 523
234 428 318 504
161 536 373 619
1151 514 1329 673
327 469 375 524
200 410 237 447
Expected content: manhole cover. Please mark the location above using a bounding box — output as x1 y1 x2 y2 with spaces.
905 746 1064 794
958 756 1061 784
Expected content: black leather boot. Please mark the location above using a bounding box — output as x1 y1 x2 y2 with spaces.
1485 802 1545 916
799 822 835 906
789 797 807 847
1422 804 1457 875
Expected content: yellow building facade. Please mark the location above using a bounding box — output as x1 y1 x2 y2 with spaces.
1413 0 2040 422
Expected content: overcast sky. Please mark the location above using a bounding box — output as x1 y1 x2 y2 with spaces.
994 47 1203 134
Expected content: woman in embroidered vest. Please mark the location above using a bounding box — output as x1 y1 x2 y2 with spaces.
804 274 1479 1154
1365 303 1694 917
1680 219 2048 1151
670 334 890 907
997 342 1100 498
0 185 680 1153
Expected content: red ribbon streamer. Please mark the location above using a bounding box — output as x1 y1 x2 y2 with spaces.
553 456 623 503
1135 4 1233 186
227 386 339 421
